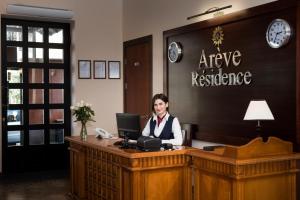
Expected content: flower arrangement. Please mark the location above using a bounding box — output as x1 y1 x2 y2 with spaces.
70 100 95 140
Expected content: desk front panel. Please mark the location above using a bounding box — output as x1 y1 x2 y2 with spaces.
67 136 193 200
192 152 299 200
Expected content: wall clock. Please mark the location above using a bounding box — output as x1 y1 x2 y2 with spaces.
168 42 183 63
266 18 292 48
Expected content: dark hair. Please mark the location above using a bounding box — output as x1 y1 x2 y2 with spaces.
152 93 169 112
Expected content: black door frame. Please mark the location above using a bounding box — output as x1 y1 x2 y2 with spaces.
1 17 71 173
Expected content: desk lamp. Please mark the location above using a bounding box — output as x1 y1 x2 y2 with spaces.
243 100 274 141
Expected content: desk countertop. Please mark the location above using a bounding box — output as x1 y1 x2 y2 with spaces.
65 135 197 159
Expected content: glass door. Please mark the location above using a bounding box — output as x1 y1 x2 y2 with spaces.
1 18 71 173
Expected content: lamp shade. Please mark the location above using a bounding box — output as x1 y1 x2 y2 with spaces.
243 100 274 120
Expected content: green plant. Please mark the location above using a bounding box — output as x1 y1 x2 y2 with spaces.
70 100 95 124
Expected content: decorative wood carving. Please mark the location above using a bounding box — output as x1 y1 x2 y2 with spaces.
66 136 194 200
66 136 300 200
223 137 293 159
191 136 300 200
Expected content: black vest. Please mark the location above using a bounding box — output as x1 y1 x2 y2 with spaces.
150 115 175 140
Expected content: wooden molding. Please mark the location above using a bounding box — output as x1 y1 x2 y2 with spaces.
224 137 293 159
66 136 300 200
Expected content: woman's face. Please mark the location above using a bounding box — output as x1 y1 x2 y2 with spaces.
154 99 168 117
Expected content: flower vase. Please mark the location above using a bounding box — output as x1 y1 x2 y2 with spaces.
80 122 87 140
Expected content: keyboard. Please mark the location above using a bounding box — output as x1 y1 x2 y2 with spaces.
113 140 137 149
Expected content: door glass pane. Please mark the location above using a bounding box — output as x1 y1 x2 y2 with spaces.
9 89 23 104
29 89 44 104
8 130 24 147
49 109 64 124
49 69 64 83
49 49 64 63
28 47 44 63
29 130 44 145
49 28 63 43
7 46 23 62
28 68 44 83
6 25 22 41
7 68 23 83
29 109 44 125
50 129 64 144
49 89 64 104
7 110 23 126
28 27 43 43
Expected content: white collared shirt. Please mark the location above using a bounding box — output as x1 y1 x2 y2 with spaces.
142 113 183 146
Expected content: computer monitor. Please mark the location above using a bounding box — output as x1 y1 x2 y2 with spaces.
116 113 141 140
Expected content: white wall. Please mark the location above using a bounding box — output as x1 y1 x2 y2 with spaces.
123 0 277 95
0 0 123 172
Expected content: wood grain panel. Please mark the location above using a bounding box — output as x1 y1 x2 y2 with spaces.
124 35 153 127
66 136 300 200
66 136 194 200
244 175 294 200
144 168 183 200
198 173 232 200
296 1 300 152
191 136 300 200
164 1 298 146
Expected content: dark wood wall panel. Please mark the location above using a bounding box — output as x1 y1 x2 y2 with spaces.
164 1 299 146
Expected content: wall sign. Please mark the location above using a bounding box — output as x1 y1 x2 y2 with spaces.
191 26 252 87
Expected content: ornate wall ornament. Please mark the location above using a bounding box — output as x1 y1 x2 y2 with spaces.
212 26 224 52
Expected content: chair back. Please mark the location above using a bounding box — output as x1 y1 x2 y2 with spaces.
180 123 198 146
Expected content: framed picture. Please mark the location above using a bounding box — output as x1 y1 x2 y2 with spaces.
78 60 91 79
108 61 121 79
94 60 106 79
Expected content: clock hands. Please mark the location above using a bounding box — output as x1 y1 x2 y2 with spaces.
273 31 282 42
170 50 176 59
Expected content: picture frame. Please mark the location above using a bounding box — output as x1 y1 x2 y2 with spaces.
78 60 91 79
108 61 121 79
93 60 106 79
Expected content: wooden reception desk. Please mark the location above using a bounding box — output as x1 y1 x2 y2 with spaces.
66 136 300 200
66 136 195 200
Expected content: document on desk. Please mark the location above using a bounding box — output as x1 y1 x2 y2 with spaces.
173 146 184 150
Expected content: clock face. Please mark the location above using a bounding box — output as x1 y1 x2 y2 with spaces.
168 42 182 63
266 19 292 48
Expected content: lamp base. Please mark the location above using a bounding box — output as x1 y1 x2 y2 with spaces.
256 120 268 142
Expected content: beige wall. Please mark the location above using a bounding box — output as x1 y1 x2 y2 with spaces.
0 0 123 172
0 0 279 172
123 0 277 95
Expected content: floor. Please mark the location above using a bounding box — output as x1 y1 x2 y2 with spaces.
0 170 70 200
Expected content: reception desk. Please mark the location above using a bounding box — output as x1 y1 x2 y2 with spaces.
190 137 300 200
66 136 196 200
66 136 300 200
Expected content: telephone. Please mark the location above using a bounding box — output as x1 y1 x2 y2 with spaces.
95 128 113 139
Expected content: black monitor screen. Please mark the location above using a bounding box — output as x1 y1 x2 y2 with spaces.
116 113 141 140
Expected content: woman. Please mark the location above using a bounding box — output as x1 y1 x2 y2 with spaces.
142 93 183 145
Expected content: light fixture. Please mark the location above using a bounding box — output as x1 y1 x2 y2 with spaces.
7 4 74 19
243 99 274 140
187 5 232 20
